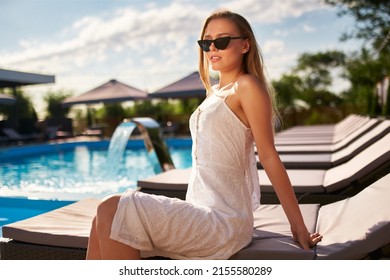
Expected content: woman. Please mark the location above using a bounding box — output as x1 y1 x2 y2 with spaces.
86 10 322 260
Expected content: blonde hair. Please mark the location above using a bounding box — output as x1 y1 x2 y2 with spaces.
198 10 278 119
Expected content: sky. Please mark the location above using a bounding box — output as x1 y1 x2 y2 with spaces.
0 0 361 117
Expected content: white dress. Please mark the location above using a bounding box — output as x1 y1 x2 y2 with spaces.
110 85 261 259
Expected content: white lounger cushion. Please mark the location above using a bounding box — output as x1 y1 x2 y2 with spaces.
258 169 325 193
137 168 191 191
315 173 390 259
231 204 319 260
275 117 377 153
2 198 99 249
323 133 390 192
275 117 374 145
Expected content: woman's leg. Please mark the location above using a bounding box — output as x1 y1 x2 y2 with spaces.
95 195 141 259
86 216 102 259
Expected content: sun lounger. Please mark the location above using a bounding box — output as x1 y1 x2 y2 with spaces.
274 117 380 153
0 198 99 260
1 173 389 260
259 132 390 203
276 114 363 136
276 114 367 136
2 128 42 144
258 120 390 169
136 167 192 200
274 115 373 146
138 132 390 204
233 173 390 259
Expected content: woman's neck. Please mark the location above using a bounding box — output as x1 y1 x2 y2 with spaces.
218 70 244 89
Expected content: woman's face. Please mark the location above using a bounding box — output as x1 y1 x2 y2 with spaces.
203 18 248 72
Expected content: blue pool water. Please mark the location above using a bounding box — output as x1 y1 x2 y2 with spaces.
0 139 192 201
0 139 192 235
0 197 74 235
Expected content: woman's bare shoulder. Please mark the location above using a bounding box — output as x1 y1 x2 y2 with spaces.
236 74 267 98
237 74 259 86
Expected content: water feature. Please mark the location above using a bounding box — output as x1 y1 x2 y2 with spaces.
106 120 138 175
130 117 175 173
107 117 175 175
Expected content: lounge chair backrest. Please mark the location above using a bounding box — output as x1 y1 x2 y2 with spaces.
332 118 379 149
332 115 371 142
316 173 390 259
2 128 22 139
324 132 390 192
332 120 390 162
333 114 362 133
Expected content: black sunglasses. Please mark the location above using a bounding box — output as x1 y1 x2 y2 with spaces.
197 36 243 52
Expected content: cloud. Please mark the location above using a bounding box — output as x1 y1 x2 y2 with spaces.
224 0 326 24
263 39 285 53
0 1 205 73
0 0 332 100
263 51 298 80
0 0 327 69
302 24 317 33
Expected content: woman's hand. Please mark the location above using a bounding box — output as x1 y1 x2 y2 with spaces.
292 226 323 250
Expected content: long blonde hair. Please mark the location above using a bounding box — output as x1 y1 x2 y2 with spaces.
198 10 278 119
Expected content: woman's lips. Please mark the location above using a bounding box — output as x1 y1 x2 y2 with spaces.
209 55 221 63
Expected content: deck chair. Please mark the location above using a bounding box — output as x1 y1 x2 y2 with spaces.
1 173 389 260
138 132 390 204
232 172 390 260
275 118 380 154
274 115 374 146
2 128 41 143
276 114 365 136
258 120 390 169
0 198 98 260
259 132 390 204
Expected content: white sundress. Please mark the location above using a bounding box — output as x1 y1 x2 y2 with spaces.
110 85 261 260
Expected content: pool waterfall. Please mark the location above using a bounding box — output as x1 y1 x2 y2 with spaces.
107 117 175 175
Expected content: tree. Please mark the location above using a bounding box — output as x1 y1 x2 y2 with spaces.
272 74 306 127
131 100 156 117
43 90 72 120
0 88 38 132
294 50 346 95
342 48 390 115
272 50 346 126
325 0 390 55
325 1 390 116
294 51 345 122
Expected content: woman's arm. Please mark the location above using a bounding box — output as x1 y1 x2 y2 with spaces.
236 75 322 249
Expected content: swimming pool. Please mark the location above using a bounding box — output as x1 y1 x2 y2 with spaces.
0 197 74 234
0 138 192 200
0 138 192 235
